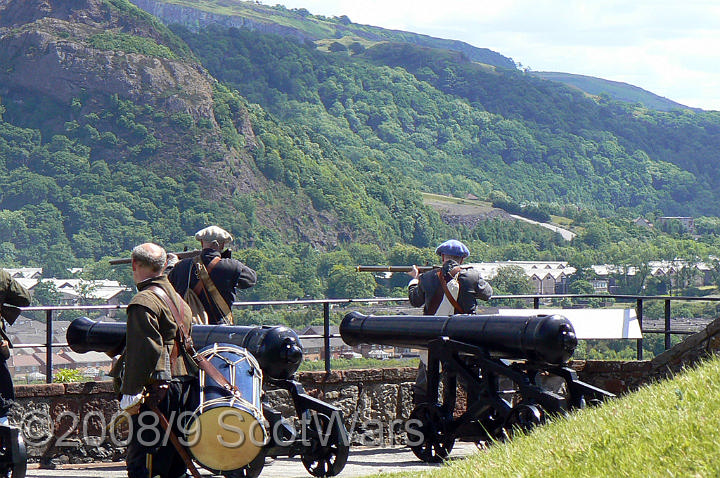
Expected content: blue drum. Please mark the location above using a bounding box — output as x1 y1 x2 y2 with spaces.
186 343 267 472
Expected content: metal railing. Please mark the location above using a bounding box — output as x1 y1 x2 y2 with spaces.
10 293 720 383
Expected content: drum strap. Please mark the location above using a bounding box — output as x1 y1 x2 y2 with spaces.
149 286 244 399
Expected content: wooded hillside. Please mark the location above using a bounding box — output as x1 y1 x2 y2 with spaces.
1 0 720 302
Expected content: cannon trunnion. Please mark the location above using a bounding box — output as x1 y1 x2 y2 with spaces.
341 311 614 463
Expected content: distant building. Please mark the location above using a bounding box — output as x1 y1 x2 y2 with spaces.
4 268 43 279
11 277 129 317
7 354 43 375
297 326 349 360
468 261 577 294
591 279 610 293
591 260 711 290
632 217 653 228
656 216 695 234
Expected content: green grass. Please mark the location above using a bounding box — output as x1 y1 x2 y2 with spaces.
381 355 720 478
550 214 573 226
88 32 178 59
299 357 419 371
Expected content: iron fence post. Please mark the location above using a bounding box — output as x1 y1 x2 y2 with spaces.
45 309 53 383
636 298 643 360
324 301 331 374
664 299 672 350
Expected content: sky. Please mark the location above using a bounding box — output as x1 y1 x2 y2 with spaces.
264 0 720 111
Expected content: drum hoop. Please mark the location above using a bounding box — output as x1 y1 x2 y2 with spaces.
197 344 263 379
196 396 261 414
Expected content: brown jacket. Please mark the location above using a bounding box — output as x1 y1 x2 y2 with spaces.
1 269 31 324
112 275 196 395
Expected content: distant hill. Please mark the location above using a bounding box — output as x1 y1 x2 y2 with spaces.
129 0 516 68
2 0 720 278
532 71 692 112
132 0 699 112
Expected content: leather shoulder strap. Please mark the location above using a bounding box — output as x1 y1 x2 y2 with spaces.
192 257 233 325
148 286 193 350
149 285 243 398
437 269 464 314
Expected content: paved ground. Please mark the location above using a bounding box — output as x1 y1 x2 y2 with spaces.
25 443 478 477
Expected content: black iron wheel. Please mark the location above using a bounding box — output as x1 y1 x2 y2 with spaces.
504 403 545 436
300 411 349 477
0 427 26 478
222 451 265 478
408 403 454 463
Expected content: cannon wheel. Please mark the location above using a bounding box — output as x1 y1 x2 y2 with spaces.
408 403 454 463
300 411 349 477
503 403 545 437
222 452 265 478
0 426 26 478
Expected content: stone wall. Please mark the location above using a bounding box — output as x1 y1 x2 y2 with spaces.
10 315 720 465
573 315 720 394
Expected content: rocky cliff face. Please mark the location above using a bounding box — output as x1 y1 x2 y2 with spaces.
0 0 264 195
130 0 315 41
0 0 348 247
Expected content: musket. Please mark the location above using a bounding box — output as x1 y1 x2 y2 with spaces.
108 249 201 265
356 265 438 273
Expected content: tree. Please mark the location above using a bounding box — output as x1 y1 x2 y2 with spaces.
348 42 365 55
74 280 99 305
328 42 347 53
30 280 63 321
326 265 376 299
569 280 594 295
490 265 533 295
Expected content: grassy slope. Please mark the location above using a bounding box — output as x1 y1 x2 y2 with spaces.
382 355 720 478
135 0 515 67
532 72 691 112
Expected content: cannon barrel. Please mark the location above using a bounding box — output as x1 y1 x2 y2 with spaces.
67 317 303 380
340 311 577 364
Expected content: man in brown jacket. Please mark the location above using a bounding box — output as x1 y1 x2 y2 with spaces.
0 269 31 424
112 243 198 478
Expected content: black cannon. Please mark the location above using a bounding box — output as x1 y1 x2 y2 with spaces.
341 311 614 463
67 318 348 478
67 317 304 380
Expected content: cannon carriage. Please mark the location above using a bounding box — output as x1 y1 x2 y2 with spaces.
0 424 25 478
340 311 614 463
67 317 349 478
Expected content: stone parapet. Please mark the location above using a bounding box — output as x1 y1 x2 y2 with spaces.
9 315 720 465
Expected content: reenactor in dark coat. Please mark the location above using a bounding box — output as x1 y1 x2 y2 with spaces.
0 269 31 424
110 243 198 478
168 226 256 325
407 239 493 404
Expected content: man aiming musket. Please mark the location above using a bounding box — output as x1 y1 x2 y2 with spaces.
406 239 493 404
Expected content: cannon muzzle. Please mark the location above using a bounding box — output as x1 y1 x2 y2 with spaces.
340 311 577 364
67 317 304 380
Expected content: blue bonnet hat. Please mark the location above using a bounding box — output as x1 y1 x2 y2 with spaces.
435 239 469 258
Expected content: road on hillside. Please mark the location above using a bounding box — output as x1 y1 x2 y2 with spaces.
509 214 576 240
